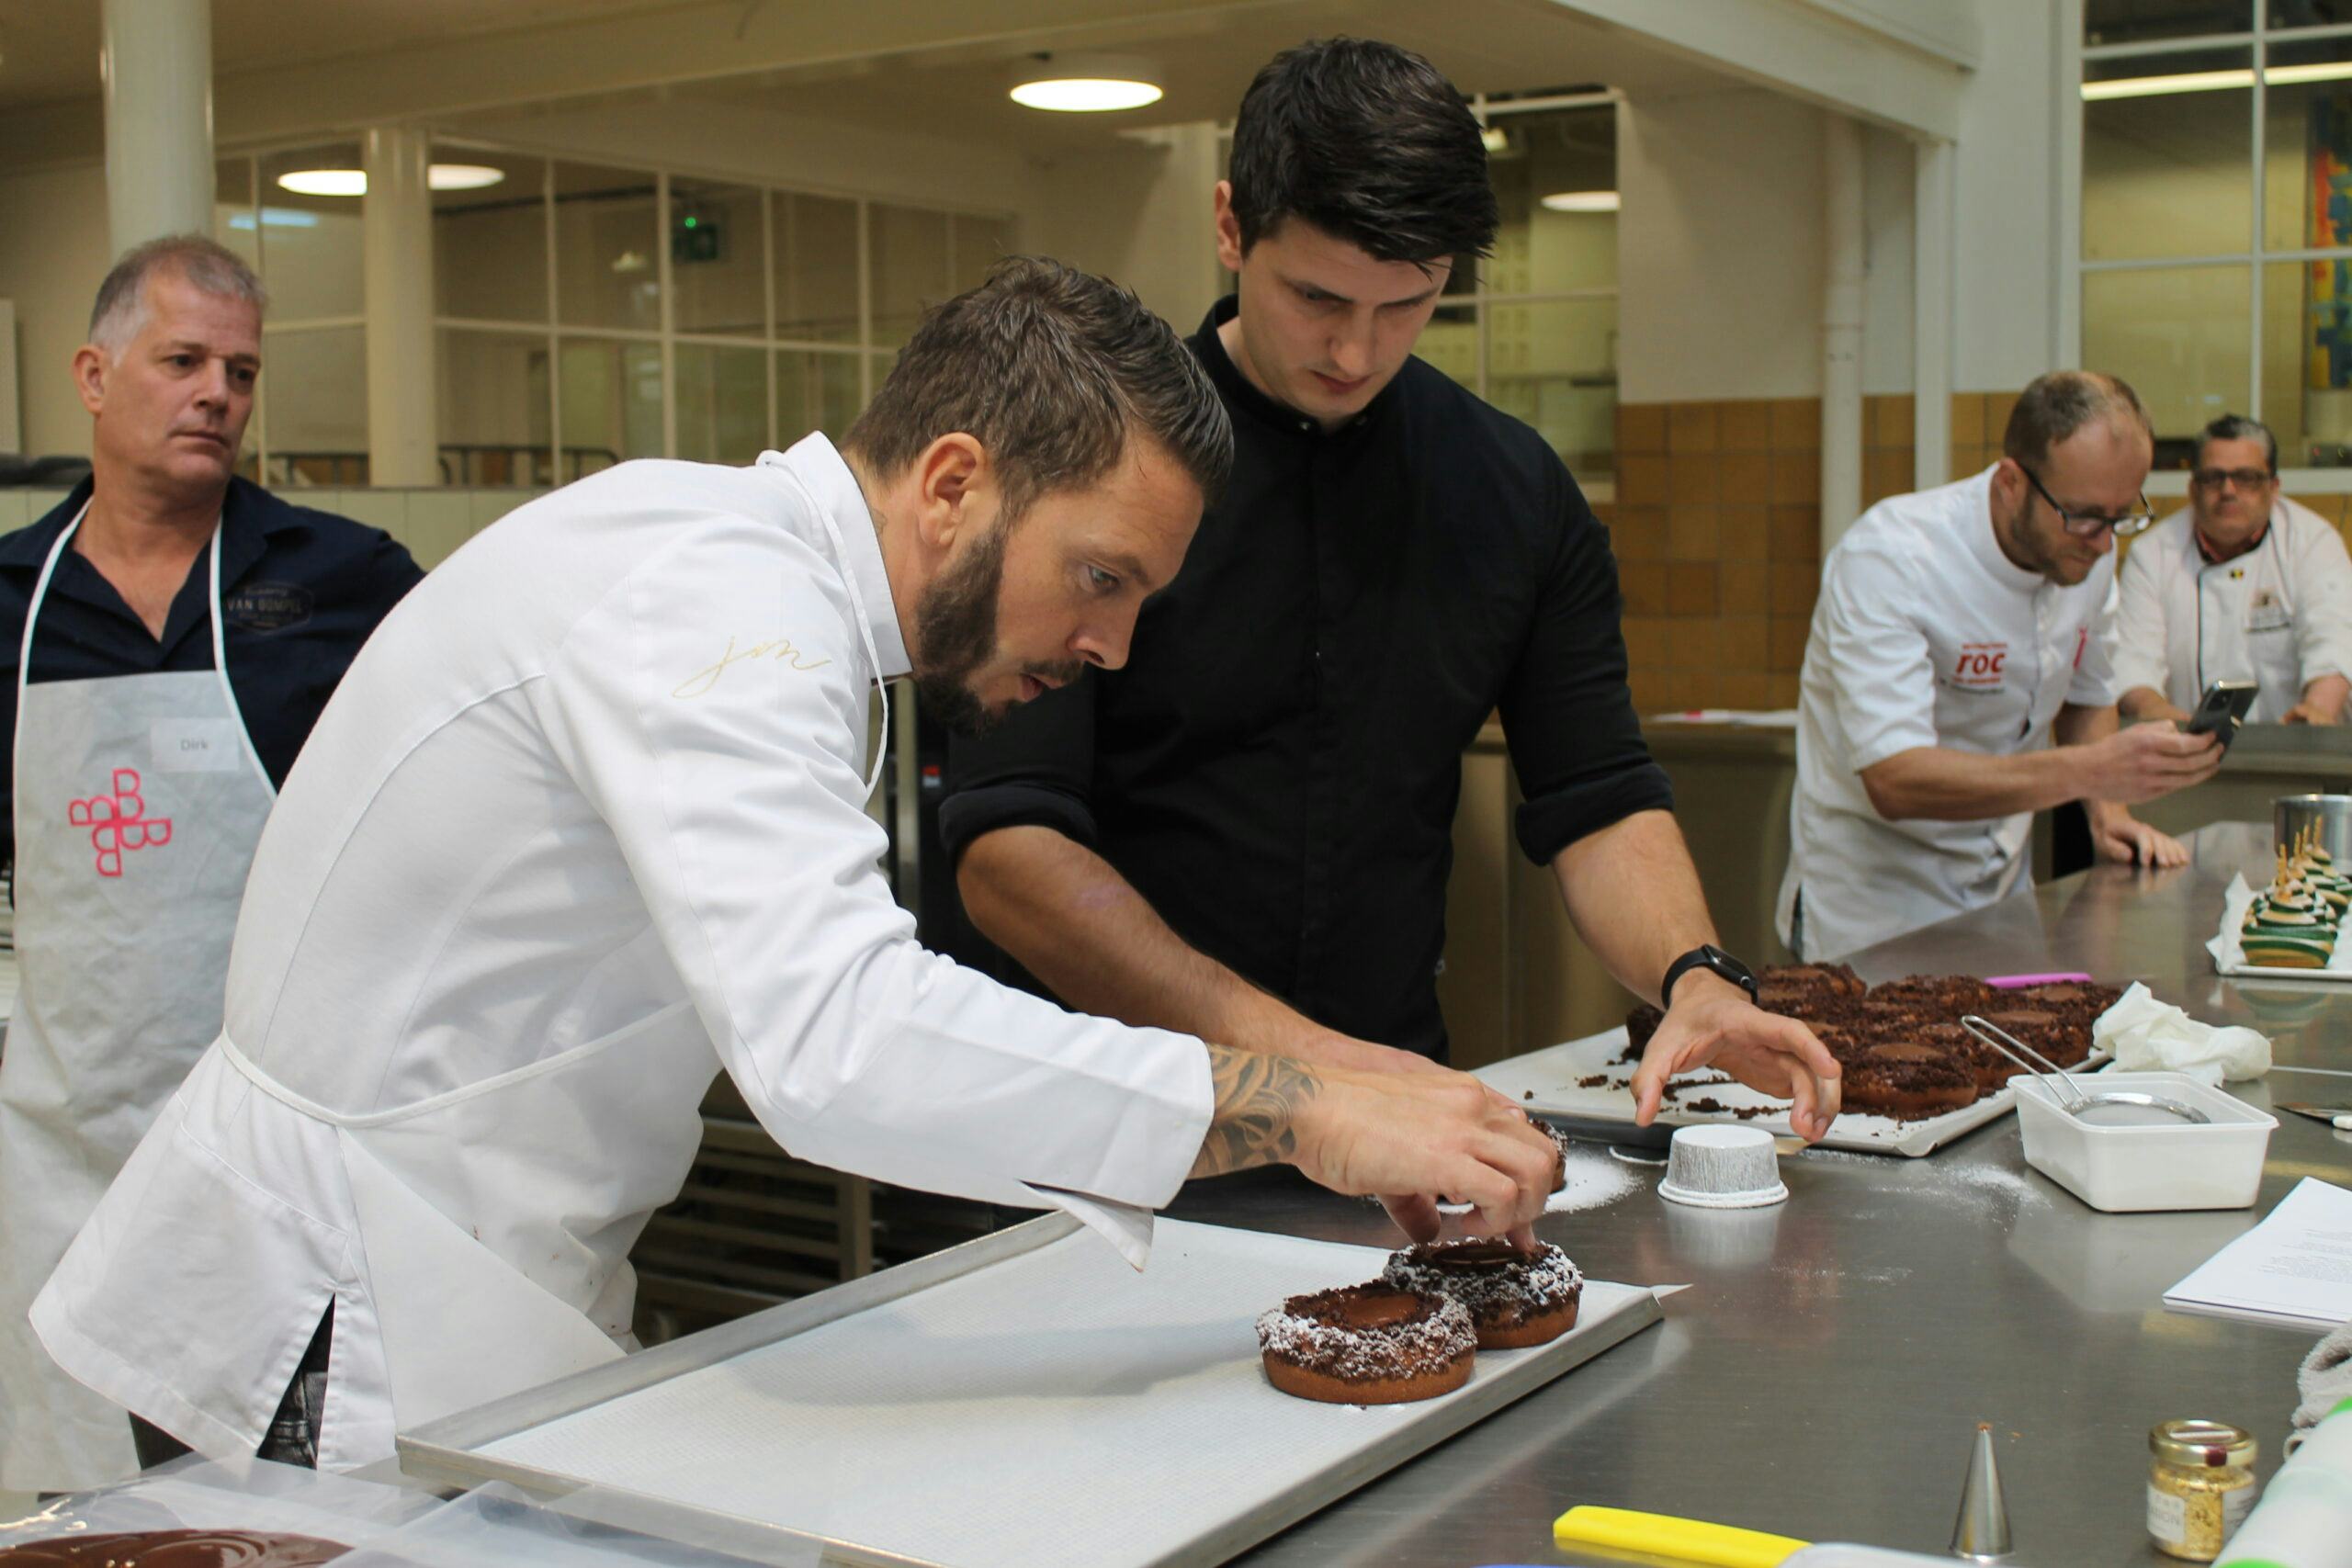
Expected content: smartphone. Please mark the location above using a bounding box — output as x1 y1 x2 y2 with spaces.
2183 680 2259 748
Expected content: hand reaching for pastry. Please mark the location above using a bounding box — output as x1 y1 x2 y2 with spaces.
1630 972 1843 1141
1188 1043 1552 1246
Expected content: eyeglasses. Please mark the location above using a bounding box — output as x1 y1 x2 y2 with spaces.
2018 463 2154 539
2191 467 2275 492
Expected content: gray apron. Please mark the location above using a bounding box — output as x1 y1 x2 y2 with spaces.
0 505 274 1490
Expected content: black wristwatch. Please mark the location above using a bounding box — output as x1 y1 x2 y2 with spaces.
1662 943 1758 1007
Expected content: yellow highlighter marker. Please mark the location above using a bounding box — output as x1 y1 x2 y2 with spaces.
1555 1506 1812 1568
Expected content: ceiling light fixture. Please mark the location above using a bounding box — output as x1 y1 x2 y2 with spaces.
2083 59 2352 100
1480 126 1510 153
1009 53 1162 113
274 164 509 197
1541 189 1621 213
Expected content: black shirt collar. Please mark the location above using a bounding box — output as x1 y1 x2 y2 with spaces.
1190 295 1400 439
4 475 297 580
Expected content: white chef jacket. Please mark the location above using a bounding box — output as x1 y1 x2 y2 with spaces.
1774 467 2120 962
34 434 1213 1471
2110 497 2352 724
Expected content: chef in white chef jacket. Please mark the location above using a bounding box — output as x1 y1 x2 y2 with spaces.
1776 372 2223 962
2113 413 2352 728
34 259 1559 1472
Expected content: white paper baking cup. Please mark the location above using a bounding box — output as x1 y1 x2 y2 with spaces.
1657 1123 1789 1209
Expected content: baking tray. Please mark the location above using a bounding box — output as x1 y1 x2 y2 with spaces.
1475 1025 2108 1157
397 1214 1664 1568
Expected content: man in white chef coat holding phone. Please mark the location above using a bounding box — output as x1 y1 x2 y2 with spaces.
2113 413 2352 728
1777 371 2223 962
36 259 1558 1473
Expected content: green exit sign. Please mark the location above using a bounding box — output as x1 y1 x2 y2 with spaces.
673 216 722 265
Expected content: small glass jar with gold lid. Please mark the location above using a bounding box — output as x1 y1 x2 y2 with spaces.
2146 1418 2258 1561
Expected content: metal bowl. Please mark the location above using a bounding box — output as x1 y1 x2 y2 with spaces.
2276 794 2352 863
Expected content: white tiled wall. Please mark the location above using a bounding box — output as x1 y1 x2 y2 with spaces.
0 487 545 570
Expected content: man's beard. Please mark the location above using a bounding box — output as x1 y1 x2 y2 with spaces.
910 519 1082 737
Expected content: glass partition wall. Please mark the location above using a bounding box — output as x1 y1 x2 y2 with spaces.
214 141 1014 487
2083 2 2352 468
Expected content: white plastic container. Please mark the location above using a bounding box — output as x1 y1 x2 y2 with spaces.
2012 1071 2277 1212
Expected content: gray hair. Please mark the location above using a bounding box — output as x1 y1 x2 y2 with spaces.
88 234 266 354
2197 412 2278 475
2002 370 2152 470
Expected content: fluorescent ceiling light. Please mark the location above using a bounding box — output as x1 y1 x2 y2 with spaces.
1541 190 1620 212
225 208 320 230
1480 126 1510 153
274 164 509 197
427 164 506 191
1011 76 1162 111
1009 52 1161 113
277 168 367 197
2083 60 2352 100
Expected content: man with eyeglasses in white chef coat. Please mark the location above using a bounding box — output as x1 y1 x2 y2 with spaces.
1776 371 2224 963
2113 413 2352 728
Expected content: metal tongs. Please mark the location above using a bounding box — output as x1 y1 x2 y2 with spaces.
1960 1014 2211 1125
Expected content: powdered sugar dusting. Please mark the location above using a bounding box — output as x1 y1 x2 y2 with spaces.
1548 1142 1643 1213
1254 1289 1476 1383
1383 1242 1584 1324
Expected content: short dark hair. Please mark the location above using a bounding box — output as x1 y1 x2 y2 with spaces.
2002 370 2152 470
2197 412 2278 475
89 234 266 352
1227 38 1498 264
844 256 1230 519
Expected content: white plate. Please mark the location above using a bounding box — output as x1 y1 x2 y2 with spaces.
1475 1026 2109 1159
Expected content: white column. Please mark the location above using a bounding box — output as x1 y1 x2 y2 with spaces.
363 126 439 486
1820 113 1865 558
1913 136 1955 489
101 0 214 255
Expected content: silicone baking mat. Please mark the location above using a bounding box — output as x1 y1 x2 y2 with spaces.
405 1218 1661 1568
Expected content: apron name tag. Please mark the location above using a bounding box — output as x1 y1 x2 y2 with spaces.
153 717 247 774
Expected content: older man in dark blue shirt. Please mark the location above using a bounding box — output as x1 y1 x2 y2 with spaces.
0 234 420 1492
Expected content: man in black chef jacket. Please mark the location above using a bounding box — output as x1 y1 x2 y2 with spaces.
941 39 1840 1162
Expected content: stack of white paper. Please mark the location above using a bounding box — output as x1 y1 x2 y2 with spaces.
2164 1179 2352 1331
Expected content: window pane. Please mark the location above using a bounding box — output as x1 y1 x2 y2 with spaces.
950 212 1015 294
2261 258 2352 466
1419 302 1480 392
773 194 859 344
2083 265 2252 445
1485 106 1618 295
2086 1 2250 45
671 179 765 336
213 157 259 274
434 148 548 323
2272 2 2352 28
870 204 952 346
256 144 366 320
776 350 863 444
558 337 662 476
675 343 767 464
438 328 549 486
2264 39 2352 253
262 327 368 486
2083 49 2251 261
554 164 660 332
1485 299 1617 480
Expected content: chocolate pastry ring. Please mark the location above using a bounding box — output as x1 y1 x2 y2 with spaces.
0 1531 349 1566
1255 1283 1476 1404
1383 1239 1584 1349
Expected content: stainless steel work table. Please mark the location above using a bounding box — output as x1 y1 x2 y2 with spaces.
1169 819 2351 1567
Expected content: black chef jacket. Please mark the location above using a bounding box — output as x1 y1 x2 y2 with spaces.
938 297 1672 1059
0 475 424 874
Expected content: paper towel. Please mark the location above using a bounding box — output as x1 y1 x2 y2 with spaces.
2092 982 2272 1086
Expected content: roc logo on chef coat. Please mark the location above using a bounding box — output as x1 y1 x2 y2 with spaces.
1951 641 2007 690
67 767 173 878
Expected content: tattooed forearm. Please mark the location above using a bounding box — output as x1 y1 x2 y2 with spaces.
1191 1043 1323 1178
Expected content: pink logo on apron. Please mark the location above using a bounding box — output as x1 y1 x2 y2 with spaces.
66 766 174 876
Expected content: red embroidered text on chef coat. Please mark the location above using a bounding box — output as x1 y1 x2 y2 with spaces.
66 767 174 878
1951 642 2007 689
